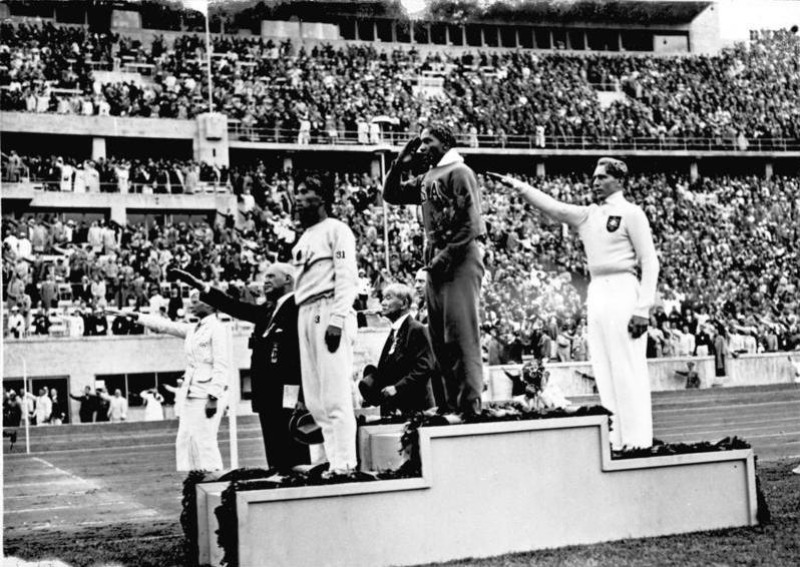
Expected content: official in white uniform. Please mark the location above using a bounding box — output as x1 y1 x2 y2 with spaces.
490 158 659 449
292 174 359 476
108 292 232 471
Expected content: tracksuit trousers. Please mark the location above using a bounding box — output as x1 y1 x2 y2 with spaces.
587 273 653 450
298 296 357 472
426 241 485 415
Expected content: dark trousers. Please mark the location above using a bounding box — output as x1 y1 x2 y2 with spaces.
258 409 310 472
426 241 484 415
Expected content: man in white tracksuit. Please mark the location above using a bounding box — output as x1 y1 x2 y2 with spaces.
292 174 359 476
490 158 659 449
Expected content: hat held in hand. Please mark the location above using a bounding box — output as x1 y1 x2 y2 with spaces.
358 365 381 406
289 410 323 445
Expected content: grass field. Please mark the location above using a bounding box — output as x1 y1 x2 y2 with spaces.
3 459 798 567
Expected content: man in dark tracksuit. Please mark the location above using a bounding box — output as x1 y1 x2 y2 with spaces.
173 265 309 472
383 124 486 415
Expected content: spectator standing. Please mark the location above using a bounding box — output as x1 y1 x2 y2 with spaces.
714 324 729 379
7 306 26 338
105 389 128 422
70 386 98 423
94 387 110 422
33 387 52 426
140 389 164 421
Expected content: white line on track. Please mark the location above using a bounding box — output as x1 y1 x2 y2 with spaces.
4 439 266 457
653 400 800 414
30 456 94 485
5 501 161 514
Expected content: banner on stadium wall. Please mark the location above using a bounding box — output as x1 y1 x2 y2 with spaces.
260 20 340 40
110 10 142 29
654 35 689 53
183 0 208 17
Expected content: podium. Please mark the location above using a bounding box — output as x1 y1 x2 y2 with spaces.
196 414 757 567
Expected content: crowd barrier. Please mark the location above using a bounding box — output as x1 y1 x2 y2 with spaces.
3 328 797 423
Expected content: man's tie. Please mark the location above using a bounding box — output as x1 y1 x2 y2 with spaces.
378 328 396 368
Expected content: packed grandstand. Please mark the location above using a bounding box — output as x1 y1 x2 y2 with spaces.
2 0 800 367
2 20 800 147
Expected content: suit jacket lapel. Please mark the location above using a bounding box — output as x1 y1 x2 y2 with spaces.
387 317 411 365
378 328 395 369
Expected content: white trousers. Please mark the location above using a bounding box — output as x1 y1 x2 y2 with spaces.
298 297 357 472
587 274 653 450
176 397 226 472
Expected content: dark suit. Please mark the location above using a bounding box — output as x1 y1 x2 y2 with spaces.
202 288 309 471
366 316 436 415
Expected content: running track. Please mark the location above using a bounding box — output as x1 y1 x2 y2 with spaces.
4 384 799 537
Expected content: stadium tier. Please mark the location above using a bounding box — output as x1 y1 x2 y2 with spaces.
2 19 800 147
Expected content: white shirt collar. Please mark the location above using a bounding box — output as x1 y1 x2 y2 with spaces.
603 191 626 205
435 148 464 168
274 291 293 312
391 312 411 332
198 313 217 326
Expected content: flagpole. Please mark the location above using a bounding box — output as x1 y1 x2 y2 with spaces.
204 10 213 112
380 151 390 274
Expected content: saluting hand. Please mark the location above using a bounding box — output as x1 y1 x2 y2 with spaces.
397 136 422 166
628 315 649 339
325 325 342 353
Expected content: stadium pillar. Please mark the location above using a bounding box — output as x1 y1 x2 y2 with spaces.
282 156 293 172
194 113 229 168
765 162 773 180
110 204 126 226
391 22 396 42
91 137 107 161
371 156 381 178
536 160 546 178
445 24 450 45
690 160 699 181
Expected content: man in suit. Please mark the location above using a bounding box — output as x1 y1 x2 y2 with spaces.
358 283 436 416
172 265 309 473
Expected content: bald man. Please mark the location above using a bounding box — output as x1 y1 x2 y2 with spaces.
172 266 309 472
489 158 659 450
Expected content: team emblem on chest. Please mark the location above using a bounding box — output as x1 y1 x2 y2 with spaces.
606 216 621 233
421 179 445 203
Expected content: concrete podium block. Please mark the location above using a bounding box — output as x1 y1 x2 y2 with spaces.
203 416 757 567
196 482 228 566
356 423 405 472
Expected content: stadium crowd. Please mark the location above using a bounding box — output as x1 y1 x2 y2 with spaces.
4 161 799 362
2 150 231 192
2 22 800 146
